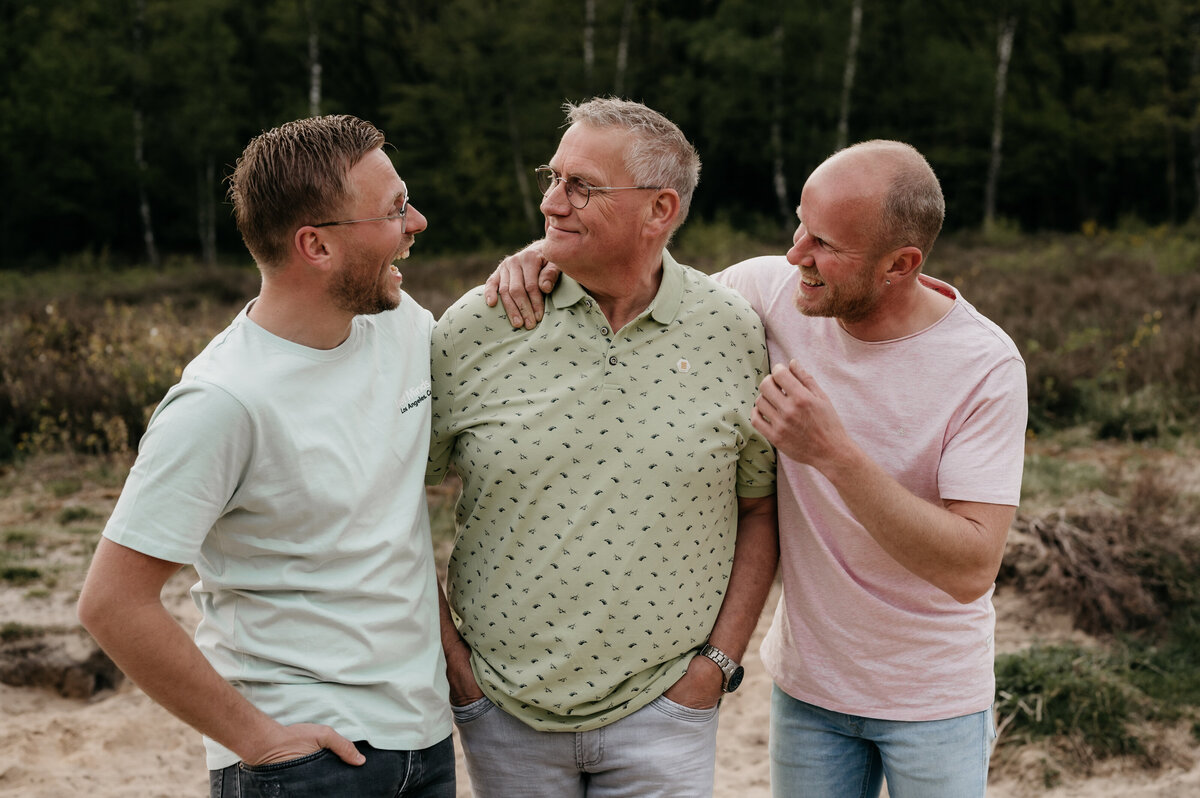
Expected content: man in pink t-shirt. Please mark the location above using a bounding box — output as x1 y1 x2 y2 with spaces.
486 139 1026 797
716 141 1026 798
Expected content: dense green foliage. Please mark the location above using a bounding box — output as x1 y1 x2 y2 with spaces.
3 0 1200 268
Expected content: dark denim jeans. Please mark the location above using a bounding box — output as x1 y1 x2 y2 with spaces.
209 737 455 798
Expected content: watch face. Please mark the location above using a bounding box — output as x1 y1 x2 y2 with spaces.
726 666 745 693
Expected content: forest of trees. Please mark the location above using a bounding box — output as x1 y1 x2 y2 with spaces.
2 0 1199 269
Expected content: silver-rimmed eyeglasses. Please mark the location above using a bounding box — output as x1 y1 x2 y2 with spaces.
534 166 662 210
313 193 410 230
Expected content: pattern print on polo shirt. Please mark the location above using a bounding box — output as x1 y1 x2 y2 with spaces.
430 261 774 730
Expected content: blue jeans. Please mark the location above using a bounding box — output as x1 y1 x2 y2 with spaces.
453 695 720 798
769 686 995 798
209 737 455 798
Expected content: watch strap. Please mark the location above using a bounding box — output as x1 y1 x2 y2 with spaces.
699 643 739 691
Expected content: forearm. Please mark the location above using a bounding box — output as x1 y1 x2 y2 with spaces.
82 584 282 758
822 445 1010 602
438 582 482 704
706 496 778 661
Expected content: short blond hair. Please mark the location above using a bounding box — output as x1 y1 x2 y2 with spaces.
229 115 385 267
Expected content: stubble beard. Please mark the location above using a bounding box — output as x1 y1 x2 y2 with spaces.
796 268 880 325
331 252 400 317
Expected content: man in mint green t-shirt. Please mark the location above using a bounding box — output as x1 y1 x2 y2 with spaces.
428 98 777 797
79 115 454 798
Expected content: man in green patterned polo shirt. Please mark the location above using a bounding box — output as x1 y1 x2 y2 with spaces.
427 98 777 797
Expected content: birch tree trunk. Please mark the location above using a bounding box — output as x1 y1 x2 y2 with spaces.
583 0 596 93
614 0 634 97
1192 23 1200 220
506 93 540 237
835 0 863 152
984 16 1017 232
133 0 160 269
770 22 791 228
306 0 322 117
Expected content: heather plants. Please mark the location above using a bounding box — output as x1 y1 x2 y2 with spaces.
3 229 1198 459
935 229 1200 440
1 261 258 459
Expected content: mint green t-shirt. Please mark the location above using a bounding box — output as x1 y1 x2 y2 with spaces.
428 252 775 731
104 300 451 769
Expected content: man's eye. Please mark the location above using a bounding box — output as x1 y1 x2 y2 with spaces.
569 177 594 193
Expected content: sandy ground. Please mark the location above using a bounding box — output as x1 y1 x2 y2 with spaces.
2 573 1199 797
2 454 1198 796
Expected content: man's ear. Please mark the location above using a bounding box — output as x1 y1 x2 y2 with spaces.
293 226 335 271
884 246 924 282
643 189 681 239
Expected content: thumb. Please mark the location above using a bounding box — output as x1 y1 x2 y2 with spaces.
483 271 501 307
539 264 561 294
322 731 366 766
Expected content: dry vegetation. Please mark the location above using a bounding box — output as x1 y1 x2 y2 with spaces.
1 226 1199 793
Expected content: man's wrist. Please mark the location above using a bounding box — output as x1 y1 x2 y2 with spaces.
699 643 745 693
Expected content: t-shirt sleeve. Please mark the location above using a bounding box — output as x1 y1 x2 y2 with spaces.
938 357 1028 506
102 381 252 564
711 257 780 320
736 326 777 498
425 312 459 485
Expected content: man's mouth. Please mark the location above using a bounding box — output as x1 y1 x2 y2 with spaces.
801 271 825 287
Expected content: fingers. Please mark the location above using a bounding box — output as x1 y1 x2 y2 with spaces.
480 244 556 330
538 264 561 296
320 729 366 767
496 265 530 329
519 259 546 328
483 268 501 307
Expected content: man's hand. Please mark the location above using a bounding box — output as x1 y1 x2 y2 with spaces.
662 653 723 710
444 638 485 707
752 360 850 469
483 241 561 329
243 722 365 767
439 587 485 707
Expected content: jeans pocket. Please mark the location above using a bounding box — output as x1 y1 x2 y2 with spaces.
236 748 348 798
238 747 333 774
451 695 495 725
650 694 720 723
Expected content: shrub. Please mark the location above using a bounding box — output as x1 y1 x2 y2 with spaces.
995 644 1148 760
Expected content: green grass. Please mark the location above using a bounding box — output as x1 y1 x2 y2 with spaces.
996 644 1149 759
1020 452 1110 509
57 506 103 524
0 564 43 585
0 621 43 643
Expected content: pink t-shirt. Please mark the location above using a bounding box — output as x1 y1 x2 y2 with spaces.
716 256 1027 721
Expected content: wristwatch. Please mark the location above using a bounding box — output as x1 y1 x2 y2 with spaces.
699 643 744 693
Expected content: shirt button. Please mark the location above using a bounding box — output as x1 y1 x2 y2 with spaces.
608 355 618 366
601 327 610 336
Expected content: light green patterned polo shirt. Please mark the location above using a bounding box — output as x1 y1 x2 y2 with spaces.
427 250 775 731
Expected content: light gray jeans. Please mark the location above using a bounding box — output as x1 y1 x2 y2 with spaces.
453 695 720 798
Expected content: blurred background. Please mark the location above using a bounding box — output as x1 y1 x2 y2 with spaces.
2 5 1200 793
2 0 1199 267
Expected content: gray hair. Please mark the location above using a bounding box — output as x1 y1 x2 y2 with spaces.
840 140 945 258
565 97 701 231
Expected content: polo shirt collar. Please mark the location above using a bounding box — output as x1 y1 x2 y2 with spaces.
551 249 685 326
